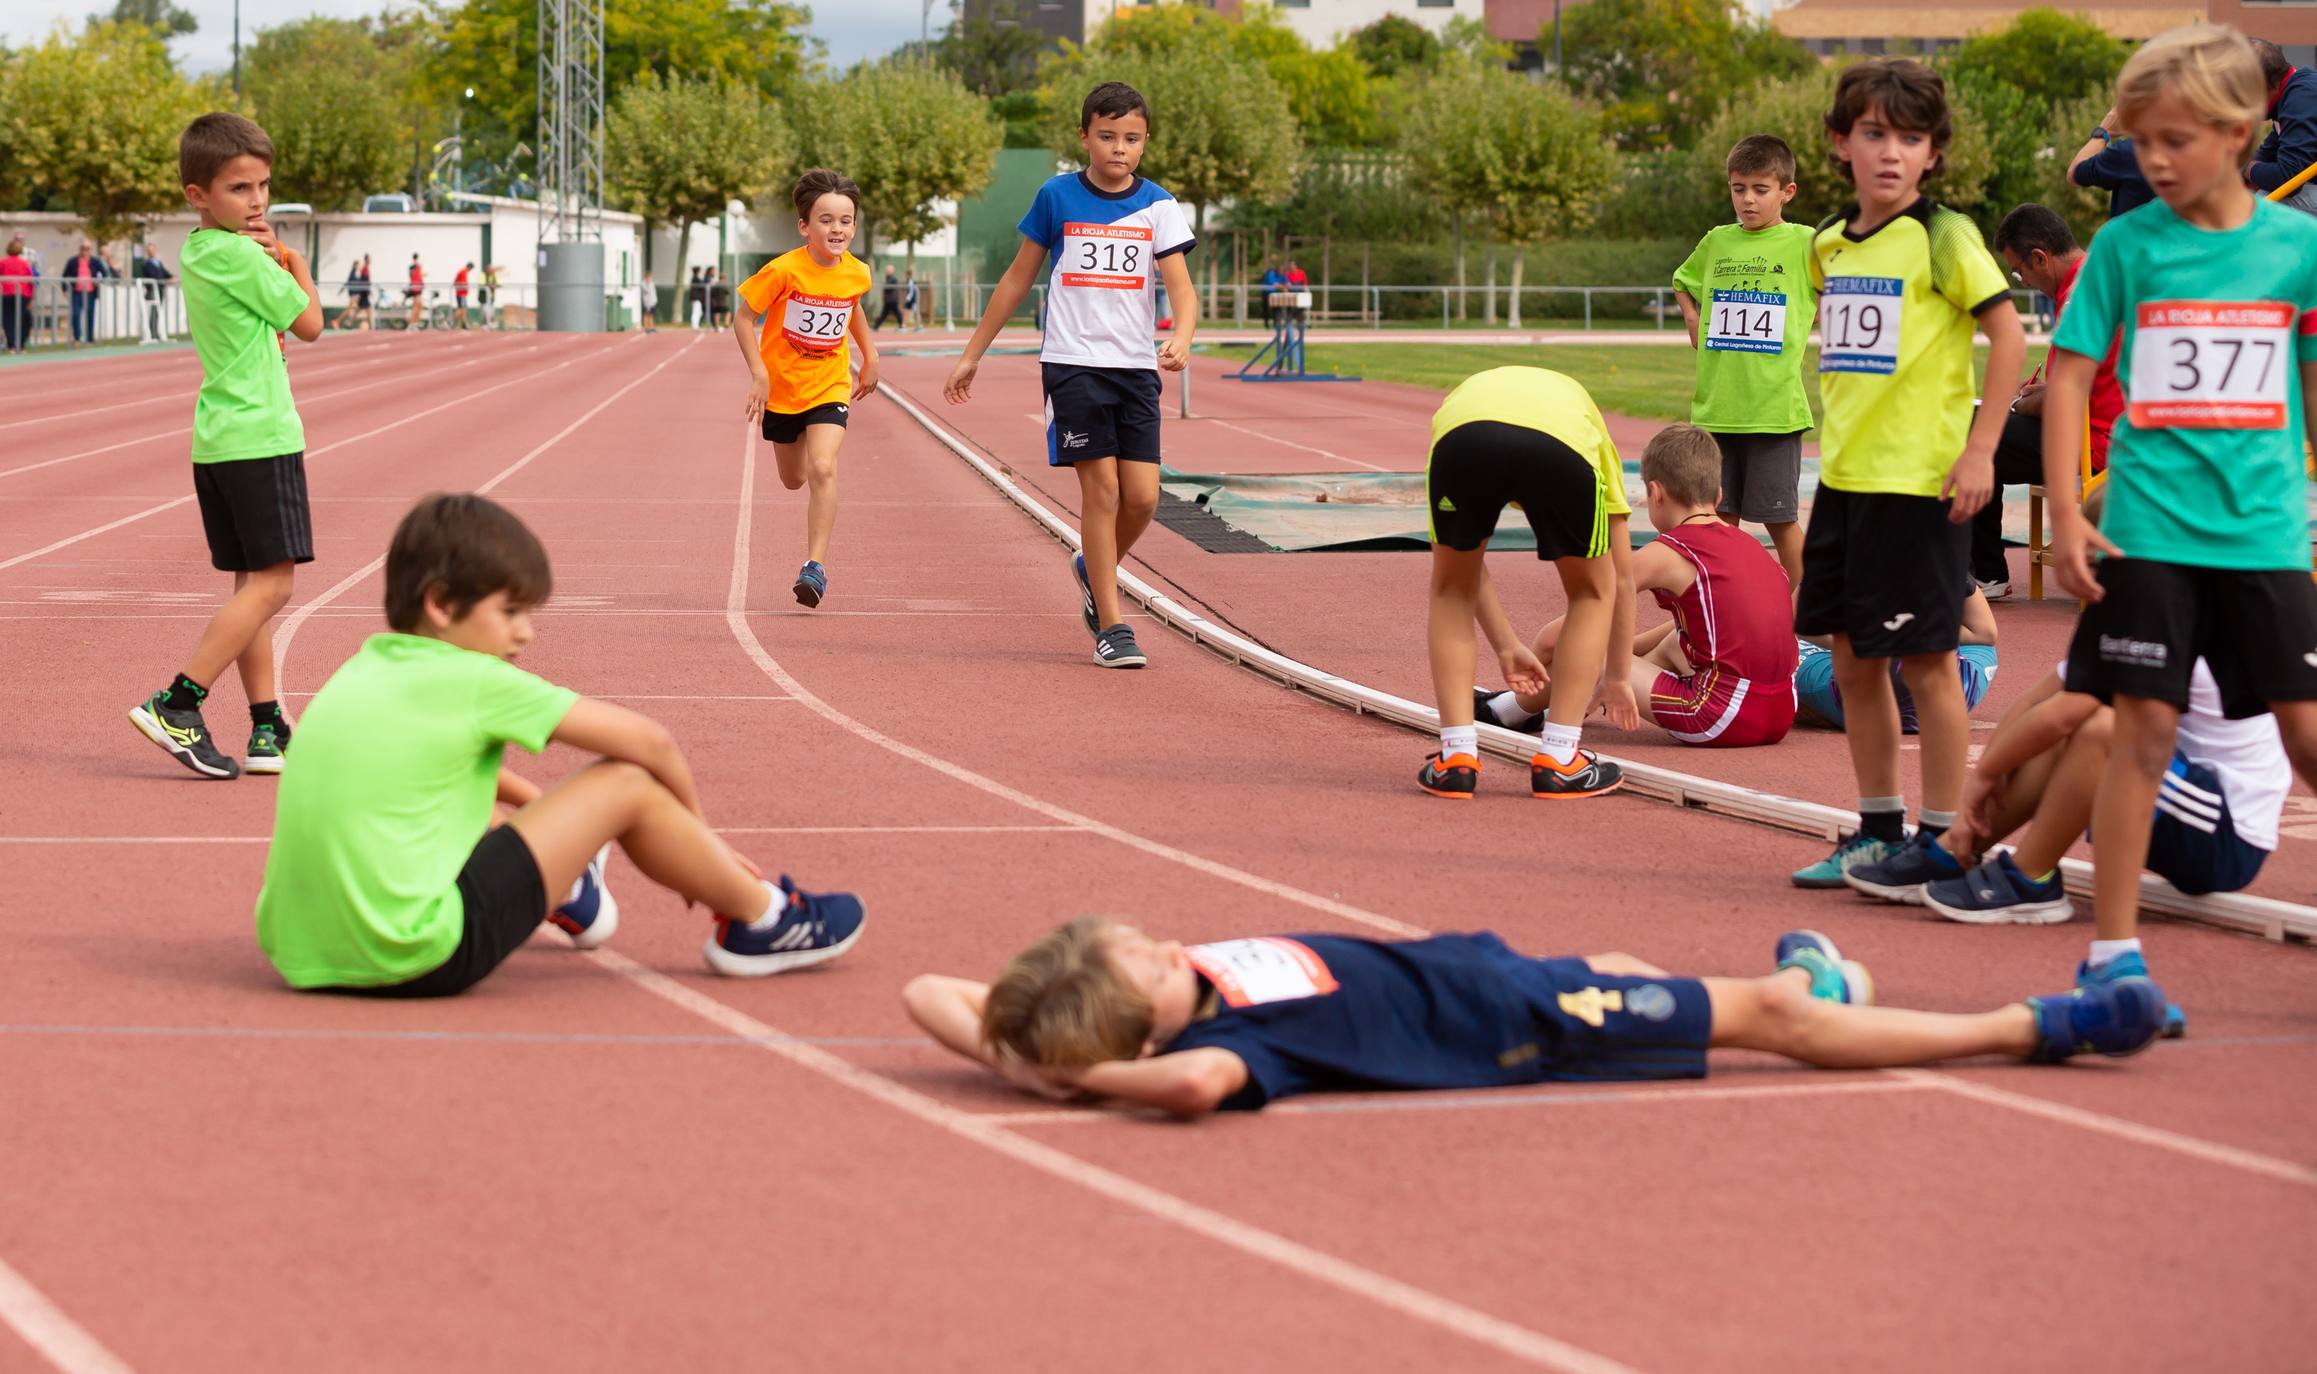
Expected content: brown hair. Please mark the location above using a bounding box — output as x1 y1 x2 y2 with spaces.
1081 81 1151 133
792 168 861 222
1727 134 1797 186
179 112 275 191
979 917 1152 1069
1824 59 1951 184
383 493 553 633
2117 26 2265 162
1641 424 1722 509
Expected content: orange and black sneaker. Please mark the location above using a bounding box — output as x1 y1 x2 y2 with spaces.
1417 752 1481 799
1530 749 1623 799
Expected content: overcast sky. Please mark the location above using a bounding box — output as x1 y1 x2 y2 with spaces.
0 0 922 77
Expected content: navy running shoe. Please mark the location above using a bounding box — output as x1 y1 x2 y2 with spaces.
1923 853 2072 925
704 875 865 977
1071 552 1098 635
547 844 619 950
793 560 828 608
2076 950 2187 1039
2027 978 2169 1063
1792 834 1901 889
1093 623 1147 668
1843 829 1963 905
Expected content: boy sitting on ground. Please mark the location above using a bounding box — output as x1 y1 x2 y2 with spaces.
252 493 865 996
1476 423 1797 749
903 921 2166 1118
1792 582 2000 735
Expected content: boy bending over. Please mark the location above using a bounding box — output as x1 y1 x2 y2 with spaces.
253 494 864 995
905 922 2167 1117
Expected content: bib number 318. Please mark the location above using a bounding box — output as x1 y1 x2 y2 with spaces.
1818 276 1903 375
2129 300 2291 430
1059 222 1153 291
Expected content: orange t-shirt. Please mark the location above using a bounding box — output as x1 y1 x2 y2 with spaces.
739 247 872 414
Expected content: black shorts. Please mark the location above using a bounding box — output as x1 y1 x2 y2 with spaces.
1426 421 1605 560
192 453 313 572
1712 430 1804 524
762 401 850 445
1794 485 1966 658
2063 559 2317 717
1495 950 1712 1082
1043 363 1162 465
344 826 547 999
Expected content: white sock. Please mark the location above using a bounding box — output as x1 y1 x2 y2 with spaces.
1439 724 1478 761
1539 721 1581 767
2088 938 2142 969
1487 691 1536 727
744 880 790 930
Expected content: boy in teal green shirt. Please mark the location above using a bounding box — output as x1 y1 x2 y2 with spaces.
1672 134 1819 585
128 113 323 782
255 493 866 994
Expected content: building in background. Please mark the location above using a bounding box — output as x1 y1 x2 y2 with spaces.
1773 0 2313 61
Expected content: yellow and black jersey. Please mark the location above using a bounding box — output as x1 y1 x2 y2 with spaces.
1426 366 1632 518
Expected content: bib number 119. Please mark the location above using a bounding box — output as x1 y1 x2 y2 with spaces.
1818 276 1903 375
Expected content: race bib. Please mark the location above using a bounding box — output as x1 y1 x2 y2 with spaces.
1185 939 1338 1008
781 293 853 350
1818 277 1903 374
1705 289 1786 354
1058 222 1152 291
2128 300 2292 430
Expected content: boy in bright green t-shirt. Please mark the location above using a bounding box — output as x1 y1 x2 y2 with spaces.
1673 134 1819 586
127 113 323 783
254 493 867 995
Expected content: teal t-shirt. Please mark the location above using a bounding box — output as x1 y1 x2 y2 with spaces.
254 634 578 988
182 228 310 464
1671 221 1818 435
2054 199 2317 572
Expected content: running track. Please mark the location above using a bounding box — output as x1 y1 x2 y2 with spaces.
0 332 2311 1372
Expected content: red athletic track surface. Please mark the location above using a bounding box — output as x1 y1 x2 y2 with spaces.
1 330 2312 1374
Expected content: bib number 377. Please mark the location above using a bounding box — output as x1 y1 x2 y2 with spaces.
2129 300 2292 430
1818 276 1903 375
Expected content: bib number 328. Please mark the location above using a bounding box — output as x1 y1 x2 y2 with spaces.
1059 222 1153 291
781 293 853 350
1818 276 1903 375
2129 300 2291 430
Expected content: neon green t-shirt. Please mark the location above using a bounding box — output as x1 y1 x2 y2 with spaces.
254 634 577 988
181 228 310 464
2052 199 2317 572
1810 199 2012 497
1671 221 1818 435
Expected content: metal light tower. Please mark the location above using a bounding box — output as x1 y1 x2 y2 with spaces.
536 0 607 330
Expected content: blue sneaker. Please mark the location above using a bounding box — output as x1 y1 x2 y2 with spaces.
1774 930 1875 1005
1071 552 1098 635
1923 853 2073 926
2027 978 2170 1062
1843 829 1964 905
2076 951 2187 1038
547 844 619 950
703 875 865 977
793 560 828 608
1792 834 1902 889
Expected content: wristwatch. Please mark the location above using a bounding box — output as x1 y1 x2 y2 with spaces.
2091 126 2111 142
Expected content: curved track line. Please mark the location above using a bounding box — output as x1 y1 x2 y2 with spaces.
0 1256 135 1374
588 948 1640 1374
0 339 477 438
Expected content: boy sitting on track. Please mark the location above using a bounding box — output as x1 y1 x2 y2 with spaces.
1475 424 1797 749
944 81 1200 670
902 921 2168 1118
128 113 324 782
1422 366 1634 800
1792 583 2000 735
252 493 865 996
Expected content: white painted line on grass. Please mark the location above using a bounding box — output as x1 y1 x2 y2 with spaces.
0 1256 135 1374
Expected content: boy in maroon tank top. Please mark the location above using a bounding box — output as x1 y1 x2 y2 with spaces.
1478 425 1798 747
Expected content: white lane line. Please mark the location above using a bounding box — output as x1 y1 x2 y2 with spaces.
720 425 1423 940
1198 416 1392 472
0 338 468 441
0 337 627 574
1888 1069 2317 1189
974 1076 1935 1126
0 1256 136 1374
588 948 1639 1374
268 336 702 681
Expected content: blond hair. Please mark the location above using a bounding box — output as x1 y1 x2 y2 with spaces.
979 917 1153 1069
2116 25 2265 162
1641 423 1723 509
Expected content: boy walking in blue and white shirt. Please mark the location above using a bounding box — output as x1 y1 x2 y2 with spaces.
946 81 1199 669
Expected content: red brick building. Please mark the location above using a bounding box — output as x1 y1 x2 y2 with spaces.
1770 0 2315 64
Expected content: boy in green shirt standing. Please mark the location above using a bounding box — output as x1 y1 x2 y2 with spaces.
1672 134 1819 586
127 113 323 781
254 494 866 994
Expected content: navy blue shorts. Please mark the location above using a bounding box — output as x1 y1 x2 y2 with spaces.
1043 363 1162 466
2148 753 2269 896
1497 953 1713 1082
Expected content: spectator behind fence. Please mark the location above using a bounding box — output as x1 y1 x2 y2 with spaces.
688 266 706 328
62 238 117 347
1259 260 1285 326
0 235 32 354
135 240 175 343
903 268 921 331
874 266 903 329
709 267 733 327
2069 107 2155 218
342 253 374 330
2250 37 2317 211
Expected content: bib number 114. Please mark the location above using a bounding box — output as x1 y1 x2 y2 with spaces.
1705 289 1786 354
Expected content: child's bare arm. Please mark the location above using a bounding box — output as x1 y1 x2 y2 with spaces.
549 698 703 816
281 249 324 342
902 975 1081 1100
732 301 769 420
848 298 880 400
1585 953 1671 978
1475 568 1548 696
1155 251 1198 372
1627 537 1688 597
496 769 542 808
1948 298 2025 521
1064 1048 1249 1119
2038 350 2113 600
1675 291 1700 349
1597 516 1639 728
946 238 1046 403
1972 672 2098 779
1959 586 1997 645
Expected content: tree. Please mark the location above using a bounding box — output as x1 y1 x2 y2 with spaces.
245 19 412 211
936 0 1049 99
98 0 196 37
606 71 794 295
1561 0 1810 152
795 61 1001 270
1065 4 1373 148
1401 64 1616 327
1345 14 1438 79
1945 9 2126 103
0 22 209 238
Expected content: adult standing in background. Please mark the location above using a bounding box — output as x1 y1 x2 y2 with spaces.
134 240 174 343
0 235 33 354
902 269 921 332
2249 38 2317 212
61 238 115 347
639 273 657 333
1258 260 1285 327
480 263 500 327
688 266 706 328
342 254 374 330
2068 110 2155 218
874 266 903 329
708 267 733 327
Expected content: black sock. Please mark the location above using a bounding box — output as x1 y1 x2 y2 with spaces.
162 673 207 712
251 700 285 729
1859 809 1907 844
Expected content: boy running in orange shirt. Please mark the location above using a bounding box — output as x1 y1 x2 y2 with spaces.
734 169 880 609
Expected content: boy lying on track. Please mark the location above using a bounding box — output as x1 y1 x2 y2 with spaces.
903 921 2167 1117
252 493 865 996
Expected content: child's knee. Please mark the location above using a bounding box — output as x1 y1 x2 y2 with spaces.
1119 485 1158 521
1080 472 1122 514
